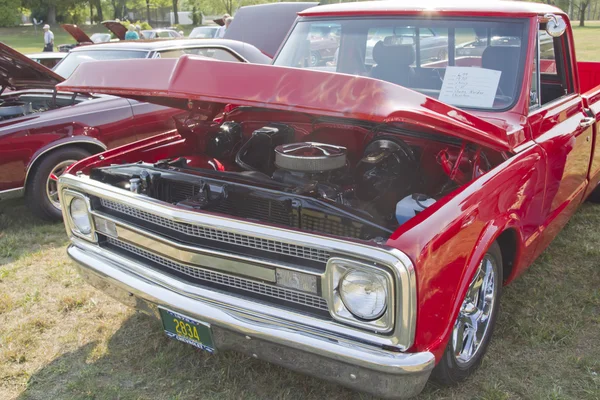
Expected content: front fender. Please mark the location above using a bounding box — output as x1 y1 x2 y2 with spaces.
387 143 547 360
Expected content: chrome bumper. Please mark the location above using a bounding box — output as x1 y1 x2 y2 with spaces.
68 241 435 399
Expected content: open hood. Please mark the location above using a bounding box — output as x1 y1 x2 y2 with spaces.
224 2 317 57
102 21 127 40
57 56 510 151
61 24 93 44
0 42 64 91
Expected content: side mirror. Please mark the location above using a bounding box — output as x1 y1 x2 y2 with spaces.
544 14 567 37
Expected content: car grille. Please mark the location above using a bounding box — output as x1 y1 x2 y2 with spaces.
106 237 330 312
99 198 331 264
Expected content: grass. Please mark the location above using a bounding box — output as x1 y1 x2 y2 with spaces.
0 18 600 400
0 198 599 400
0 24 195 55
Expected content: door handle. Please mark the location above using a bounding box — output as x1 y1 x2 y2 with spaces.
580 117 595 128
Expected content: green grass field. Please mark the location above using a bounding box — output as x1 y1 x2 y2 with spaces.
0 20 600 400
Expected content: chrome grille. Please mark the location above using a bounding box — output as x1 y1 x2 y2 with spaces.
99 199 330 263
107 237 329 311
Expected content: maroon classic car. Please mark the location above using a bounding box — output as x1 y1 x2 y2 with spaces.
56 1 600 399
0 43 184 220
0 2 314 221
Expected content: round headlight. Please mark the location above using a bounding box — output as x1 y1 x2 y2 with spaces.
339 270 387 320
70 197 91 234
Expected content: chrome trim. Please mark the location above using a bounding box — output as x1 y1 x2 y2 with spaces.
61 190 97 243
323 257 394 333
106 237 329 311
99 198 331 264
0 187 24 201
110 220 278 283
68 241 434 398
59 174 417 349
24 139 107 185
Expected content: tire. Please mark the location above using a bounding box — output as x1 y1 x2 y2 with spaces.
309 51 321 67
26 147 92 221
432 241 503 385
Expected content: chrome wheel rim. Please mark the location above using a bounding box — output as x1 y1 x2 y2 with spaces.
452 254 497 366
46 159 76 210
310 52 318 67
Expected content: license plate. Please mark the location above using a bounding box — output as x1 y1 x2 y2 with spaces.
159 308 215 353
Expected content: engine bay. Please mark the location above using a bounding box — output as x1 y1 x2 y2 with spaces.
89 110 501 241
0 93 84 121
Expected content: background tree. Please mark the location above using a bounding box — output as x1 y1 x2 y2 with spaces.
172 0 178 23
0 0 21 27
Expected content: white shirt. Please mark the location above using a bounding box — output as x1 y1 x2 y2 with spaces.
44 30 54 44
216 25 226 38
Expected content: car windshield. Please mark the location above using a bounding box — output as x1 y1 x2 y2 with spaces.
54 50 149 78
274 18 528 110
90 33 111 43
142 30 156 39
190 27 218 38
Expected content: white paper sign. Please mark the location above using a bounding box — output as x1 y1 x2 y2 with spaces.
438 66 502 108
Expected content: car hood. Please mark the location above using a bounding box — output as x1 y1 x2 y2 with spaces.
102 21 127 40
224 2 318 57
0 42 64 91
57 56 510 151
61 24 92 43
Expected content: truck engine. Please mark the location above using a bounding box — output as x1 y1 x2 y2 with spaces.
89 114 496 241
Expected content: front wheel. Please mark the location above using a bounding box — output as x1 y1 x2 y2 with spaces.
26 147 92 221
432 242 502 384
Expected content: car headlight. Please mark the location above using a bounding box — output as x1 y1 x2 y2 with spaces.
70 197 92 234
324 257 394 333
340 270 387 320
61 190 96 242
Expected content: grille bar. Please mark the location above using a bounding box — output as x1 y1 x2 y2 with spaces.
99 198 331 264
107 237 330 312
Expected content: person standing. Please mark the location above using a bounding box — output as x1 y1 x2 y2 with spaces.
42 24 54 52
125 25 140 40
216 14 230 38
135 25 145 39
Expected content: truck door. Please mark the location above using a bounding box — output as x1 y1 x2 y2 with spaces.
581 73 600 198
529 23 593 246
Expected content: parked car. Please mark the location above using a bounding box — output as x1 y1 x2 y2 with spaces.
26 52 66 69
0 2 310 220
57 1 600 398
141 29 183 39
189 26 219 39
366 26 449 64
58 24 112 52
52 39 271 79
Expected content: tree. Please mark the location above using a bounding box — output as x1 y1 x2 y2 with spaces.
574 0 592 26
92 0 103 22
23 0 88 25
0 0 20 27
172 0 178 24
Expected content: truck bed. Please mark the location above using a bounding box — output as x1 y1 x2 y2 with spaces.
577 61 600 94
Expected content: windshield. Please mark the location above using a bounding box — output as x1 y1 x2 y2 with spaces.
90 33 111 43
142 30 156 39
190 27 218 38
274 18 527 110
54 50 149 78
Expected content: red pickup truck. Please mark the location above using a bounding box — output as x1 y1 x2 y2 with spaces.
56 1 600 398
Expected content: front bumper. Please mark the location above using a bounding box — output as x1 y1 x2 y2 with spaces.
68 241 435 399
